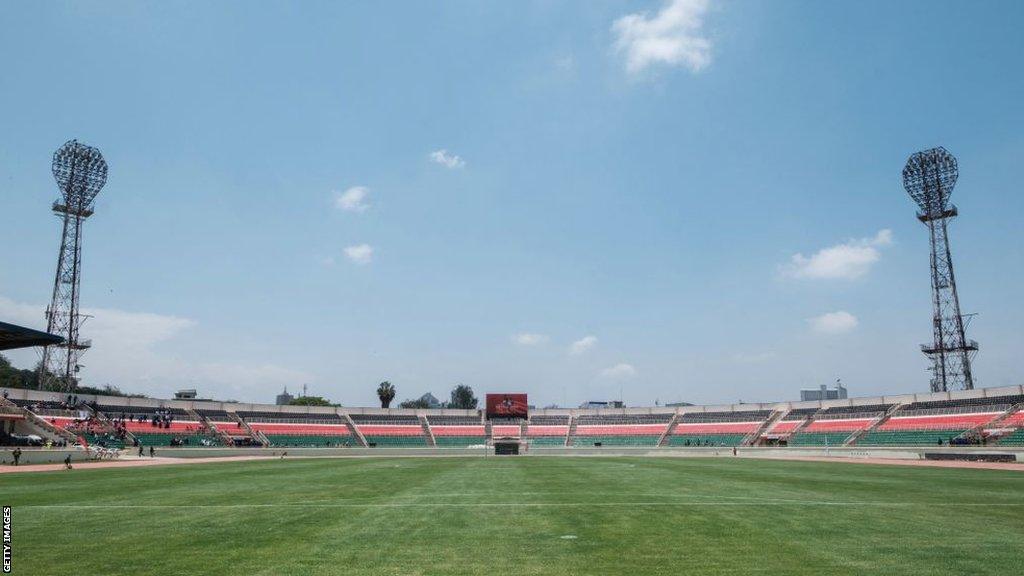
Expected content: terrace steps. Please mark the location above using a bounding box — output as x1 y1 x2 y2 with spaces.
420 415 436 446
657 413 680 447
232 412 267 446
565 414 577 447
745 409 786 446
955 403 1024 443
342 413 369 447
845 403 903 446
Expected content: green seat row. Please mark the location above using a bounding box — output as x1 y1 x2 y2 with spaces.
788 432 852 446
574 435 660 446
363 435 428 447
133 433 222 447
528 436 566 446
857 430 968 446
997 429 1024 446
265 434 359 447
665 434 746 447
434 436 486 447
83 433 125 449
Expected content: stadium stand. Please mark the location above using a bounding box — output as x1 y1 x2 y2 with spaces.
5 384 1024 451
351 413 427 446
573 413 671 447
669 411 768 446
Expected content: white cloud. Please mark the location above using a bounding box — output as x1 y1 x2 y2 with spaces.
612 0 712 75
511 333 549 346
784 229 893 280
733 351 777 364
808 311 859 335
344 244 374 265
0 295 313 400
429 149 465 169
554 55 575 71
600 363 637 379
569 335 598 355
333 186 371 213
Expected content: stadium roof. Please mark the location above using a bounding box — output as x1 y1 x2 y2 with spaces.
0 321 63 351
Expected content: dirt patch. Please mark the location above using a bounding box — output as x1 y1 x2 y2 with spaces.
0 455 276 474
738 453 1024 471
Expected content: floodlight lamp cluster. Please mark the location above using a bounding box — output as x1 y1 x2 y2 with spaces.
51 139 108 210
902 146 958 218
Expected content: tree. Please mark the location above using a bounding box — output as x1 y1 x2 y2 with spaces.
377 381 396 409
0 355 41 390
448 384 478 409
288 396 336 407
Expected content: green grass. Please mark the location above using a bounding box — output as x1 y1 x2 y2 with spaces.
3 456 1023 575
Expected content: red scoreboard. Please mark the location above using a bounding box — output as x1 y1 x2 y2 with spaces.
486 393 528 419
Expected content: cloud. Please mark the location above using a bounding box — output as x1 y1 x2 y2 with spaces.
808 311 859 335
733 351 777 364
612 0 712 75
600 363 637 379
333 186 371 213
569 335 598 355
511 333 549 346
0 295 312 400
429 149 465 169
344 244 374 265
783 229 893 280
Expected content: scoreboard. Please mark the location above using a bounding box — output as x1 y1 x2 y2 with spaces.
486 393 528 419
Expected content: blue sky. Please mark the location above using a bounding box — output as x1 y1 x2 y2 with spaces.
2 1 1023 407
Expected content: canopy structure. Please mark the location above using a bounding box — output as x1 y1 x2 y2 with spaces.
0 320 64 351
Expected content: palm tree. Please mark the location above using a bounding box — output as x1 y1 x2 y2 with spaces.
377 381 396 409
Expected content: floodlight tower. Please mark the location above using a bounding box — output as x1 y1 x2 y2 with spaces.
39 140 108 391
902 147 977 392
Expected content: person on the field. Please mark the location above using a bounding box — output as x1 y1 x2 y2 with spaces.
138 445 144 457
12 447 21 466
64 454 72 470
149 446 155 457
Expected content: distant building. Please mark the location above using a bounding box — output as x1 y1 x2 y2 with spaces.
664 401 694 407
579 400 625 409
276 387 295 406
419 393 442 408
174 389 197 400
801 382 848 402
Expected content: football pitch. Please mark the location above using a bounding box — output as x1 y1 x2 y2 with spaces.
4 456 1023 575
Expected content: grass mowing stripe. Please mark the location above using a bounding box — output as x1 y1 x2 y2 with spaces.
20 501 1024 508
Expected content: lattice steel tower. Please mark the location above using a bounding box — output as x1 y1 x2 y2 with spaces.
39 140 108 391
902 147 977 392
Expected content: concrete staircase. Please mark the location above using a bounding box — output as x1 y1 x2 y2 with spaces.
657 413 680 447
564 414 577 447
342 413 368 447
419 415 436 446
231 412 267 447
4 401 79 444
743 409 787 446
956 403 1024 444
844 403 903 446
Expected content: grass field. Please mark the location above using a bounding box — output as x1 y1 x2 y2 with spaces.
4 456 1024 575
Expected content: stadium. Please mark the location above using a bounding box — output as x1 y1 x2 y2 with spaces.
3 2 1024 575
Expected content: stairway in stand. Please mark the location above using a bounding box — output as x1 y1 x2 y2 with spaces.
419 415 436 446
564 414 577 447
743 409 787 446
657 413 679 447
844 403 903 446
